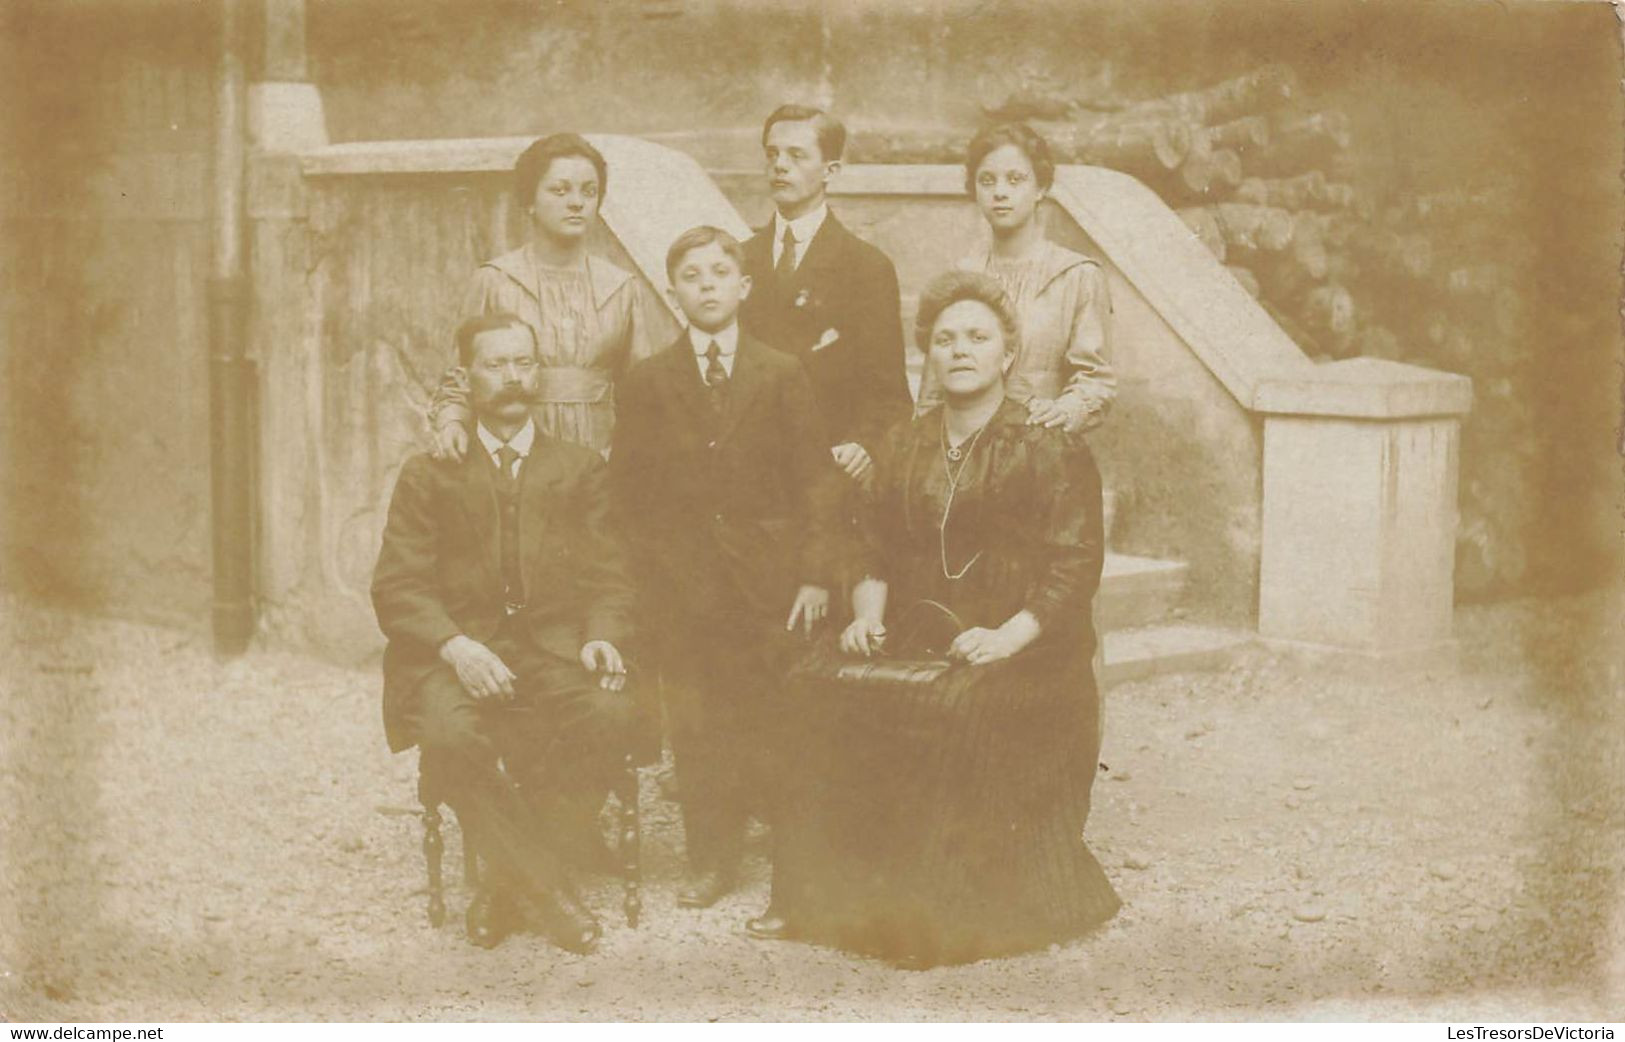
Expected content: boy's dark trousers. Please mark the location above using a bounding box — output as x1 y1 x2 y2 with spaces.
660 617 798 875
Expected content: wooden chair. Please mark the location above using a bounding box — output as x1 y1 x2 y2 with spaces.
418 751 643 928
416 664 659 930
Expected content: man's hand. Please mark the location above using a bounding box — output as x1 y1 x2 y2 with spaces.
432 423 469 463
830 441 874 483
1025 395 1093 434
786 585 830 638
839 617 887 657
580 640 627 691
439 634 516 701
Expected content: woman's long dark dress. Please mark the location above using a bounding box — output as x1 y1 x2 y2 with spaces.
773 397 1120 966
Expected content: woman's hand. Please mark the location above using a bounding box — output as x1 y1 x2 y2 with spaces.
948 611 1042 666
432 424 469 463
840 617 887 657
1025 395 1091 433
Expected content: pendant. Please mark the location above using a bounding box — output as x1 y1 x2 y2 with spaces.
946 446 963 462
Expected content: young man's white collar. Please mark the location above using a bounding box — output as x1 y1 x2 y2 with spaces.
689 321 740 380
772 202 828 270
475 417 536 476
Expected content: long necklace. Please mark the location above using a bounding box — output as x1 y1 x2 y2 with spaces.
939 417 990 580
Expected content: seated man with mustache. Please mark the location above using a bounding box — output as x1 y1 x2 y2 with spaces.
372 311 636 952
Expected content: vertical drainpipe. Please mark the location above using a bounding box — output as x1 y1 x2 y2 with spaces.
209 0 254 655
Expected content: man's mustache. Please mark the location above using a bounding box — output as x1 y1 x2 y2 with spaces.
484 386 534 407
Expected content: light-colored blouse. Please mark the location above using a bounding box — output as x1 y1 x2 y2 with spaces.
917 240 1116 430
430 244 674 454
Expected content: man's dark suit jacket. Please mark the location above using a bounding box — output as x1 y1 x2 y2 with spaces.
610 332 838 654
740 211 911 452
371 437 634 753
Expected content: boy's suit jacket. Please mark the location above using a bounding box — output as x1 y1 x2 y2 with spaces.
610 331 839 651
740 211 911 452
371 437 634 753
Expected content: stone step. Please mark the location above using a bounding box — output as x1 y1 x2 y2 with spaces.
1102 623 1253 685
1099 552 1188 630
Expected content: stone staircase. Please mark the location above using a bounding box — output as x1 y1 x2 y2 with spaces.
1097 552 1252 684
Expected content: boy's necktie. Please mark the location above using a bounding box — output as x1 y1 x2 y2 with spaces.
775 225 797 282
704 341 729 414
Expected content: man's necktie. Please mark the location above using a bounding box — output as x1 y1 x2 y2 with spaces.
704 341 729 414
494 445 520 488
494 445 523 608
775 224 797 282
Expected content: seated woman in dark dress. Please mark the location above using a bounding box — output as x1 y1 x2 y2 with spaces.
747 270 1120 967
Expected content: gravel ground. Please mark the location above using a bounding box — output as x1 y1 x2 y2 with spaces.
1 588 1621 1022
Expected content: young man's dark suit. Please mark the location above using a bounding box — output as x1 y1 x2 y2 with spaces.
610 331 837 874
740 213 912 452
372 433 635 904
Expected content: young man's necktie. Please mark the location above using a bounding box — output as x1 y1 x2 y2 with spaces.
775 225 797 282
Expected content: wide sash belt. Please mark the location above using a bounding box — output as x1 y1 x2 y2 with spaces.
534 366 614 404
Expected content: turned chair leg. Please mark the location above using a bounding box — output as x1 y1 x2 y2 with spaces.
614 752 642 927
418 773 447 928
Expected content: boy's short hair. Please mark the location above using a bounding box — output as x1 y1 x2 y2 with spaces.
761 104 847 163
964 122 1057 195
664 225 746 280
913 270 1022 354
514 133 609 209
455 312 537 367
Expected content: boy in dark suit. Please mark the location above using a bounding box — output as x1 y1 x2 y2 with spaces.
741 103 913 485
611 226 838 908
372 312 634 952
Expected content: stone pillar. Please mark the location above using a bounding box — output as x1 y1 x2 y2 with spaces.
248 0 327 153
1254 357 1472 659
246 0 326 649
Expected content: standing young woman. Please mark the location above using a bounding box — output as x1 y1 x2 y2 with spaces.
430 133 671 458
917 122 1116 434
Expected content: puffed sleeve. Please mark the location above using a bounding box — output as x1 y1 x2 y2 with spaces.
1055 262 1117 429
621 276 680 369
1020 432 1105 636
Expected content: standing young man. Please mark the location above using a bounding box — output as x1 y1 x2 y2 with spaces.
741 104 913 483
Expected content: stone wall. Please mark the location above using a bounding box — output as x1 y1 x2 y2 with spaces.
0 4 216 628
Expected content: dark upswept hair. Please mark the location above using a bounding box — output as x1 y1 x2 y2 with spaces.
913 270 1021 355
964 122 1056 196
514 133 609 209
761 103 847 162
454 311 538 367
664 225 746 280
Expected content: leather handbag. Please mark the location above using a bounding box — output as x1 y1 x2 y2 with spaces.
831 599 965 687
